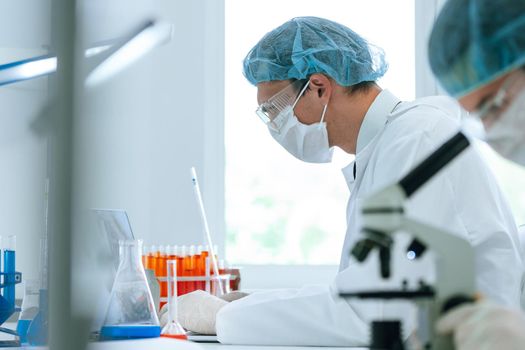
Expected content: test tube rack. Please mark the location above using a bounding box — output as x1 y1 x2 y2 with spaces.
142 245 240 308
0 246 22 347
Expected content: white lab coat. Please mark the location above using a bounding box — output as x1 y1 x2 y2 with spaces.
216 91 524 346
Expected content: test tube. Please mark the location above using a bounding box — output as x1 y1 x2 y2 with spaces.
158 246 168 308
182 245 194 294
142 245 149 269
155 245 164 278
195 245 204 291
3 235 16 306
179 246 187 295
147 245 157 275
172 246 183 296
188 245 196 293
201 247 209 293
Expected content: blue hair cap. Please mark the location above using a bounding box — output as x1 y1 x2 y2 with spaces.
429 0 525 97
243 16 388 86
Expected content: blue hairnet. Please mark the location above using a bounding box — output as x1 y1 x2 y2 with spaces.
429 0 525 97
243 16 388 86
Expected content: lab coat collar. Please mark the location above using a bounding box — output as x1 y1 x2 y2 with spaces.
342 90 401 190
356 89 401 154
342 162 356 188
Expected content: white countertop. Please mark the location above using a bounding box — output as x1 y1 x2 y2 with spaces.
0 337 368 350
0 322 367 349
200 344 367 350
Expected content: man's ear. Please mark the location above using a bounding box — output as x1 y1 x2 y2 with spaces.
309 74 332 104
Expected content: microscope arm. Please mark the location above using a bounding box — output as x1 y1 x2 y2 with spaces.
359 132 470 235
399 132 470 198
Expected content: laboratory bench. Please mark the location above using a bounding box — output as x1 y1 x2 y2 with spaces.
0 336 367 350
201 344 367 350
0 322 367 349
87 338 368 350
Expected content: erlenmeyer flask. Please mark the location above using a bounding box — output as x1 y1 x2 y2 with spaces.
100 239 161 339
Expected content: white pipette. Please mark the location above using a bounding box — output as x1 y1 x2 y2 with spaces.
190 166 224 295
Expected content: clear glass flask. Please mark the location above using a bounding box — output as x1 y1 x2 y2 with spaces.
100 239 160 339
17 279 40 344
161 260 186 339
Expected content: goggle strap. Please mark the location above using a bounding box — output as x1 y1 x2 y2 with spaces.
292 81 310 109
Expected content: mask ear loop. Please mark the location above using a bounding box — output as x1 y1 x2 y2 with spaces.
318 104 328 129
318 80 330 129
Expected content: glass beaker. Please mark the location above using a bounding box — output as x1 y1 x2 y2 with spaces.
100 239 160 339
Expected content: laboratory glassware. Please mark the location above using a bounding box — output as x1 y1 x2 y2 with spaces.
160 260 186 339
100 239 160 339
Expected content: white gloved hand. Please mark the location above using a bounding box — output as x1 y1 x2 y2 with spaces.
160 290 249 326
159 290 228 335
436 301 525 350
218 291 250 302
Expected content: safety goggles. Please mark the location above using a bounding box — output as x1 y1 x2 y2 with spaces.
256 79 309 131
476 69 525 127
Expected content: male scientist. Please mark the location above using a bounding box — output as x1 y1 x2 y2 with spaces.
167 17 523 346
428 0 525 349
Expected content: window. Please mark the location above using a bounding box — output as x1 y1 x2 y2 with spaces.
225 0 416 265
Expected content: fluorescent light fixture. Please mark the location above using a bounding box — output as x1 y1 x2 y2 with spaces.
0 55 57 86
85 20 173 87
84 44 112 58
0 19 172 88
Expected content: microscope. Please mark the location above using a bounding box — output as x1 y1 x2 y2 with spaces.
339 131 476 350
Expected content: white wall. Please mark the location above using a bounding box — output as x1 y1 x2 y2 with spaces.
415 0 448 97
63 0 226 320
0 0 225 306
73 0 225 256
0 0 51 285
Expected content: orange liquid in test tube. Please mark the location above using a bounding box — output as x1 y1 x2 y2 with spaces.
183 253 194 294
158 253 168 308
201 250 209 292
146 246 158 275
188 246 197 293
153 248 164 308
154 249 162 277
194 253 204 291
176 254 185 295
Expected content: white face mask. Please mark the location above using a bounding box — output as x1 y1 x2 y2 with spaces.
485 88 525 165
268 83 333 163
